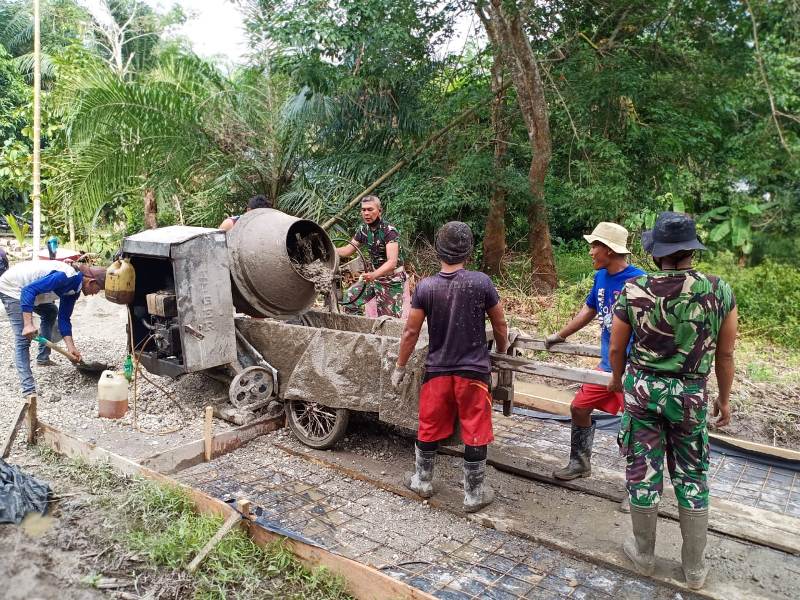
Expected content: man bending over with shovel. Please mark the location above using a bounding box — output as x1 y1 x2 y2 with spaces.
392 222 509 513
0 260 106 399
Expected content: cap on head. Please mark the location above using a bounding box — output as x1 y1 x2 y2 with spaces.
642 211 706 258
583 222 630 254
435 221 474 265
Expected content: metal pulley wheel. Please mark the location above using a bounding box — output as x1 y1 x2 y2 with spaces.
228 366 273 408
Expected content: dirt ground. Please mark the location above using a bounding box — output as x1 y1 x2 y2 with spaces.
0 445 193 600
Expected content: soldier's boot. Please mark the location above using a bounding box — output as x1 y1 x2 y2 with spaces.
463 459 495 513
403 446 436 499
679 506 710 590
623 504 658 576
553 422 595 480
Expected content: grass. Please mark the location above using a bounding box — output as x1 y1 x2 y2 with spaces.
34 447 352 600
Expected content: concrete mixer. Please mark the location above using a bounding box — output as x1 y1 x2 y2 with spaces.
113 209 337 422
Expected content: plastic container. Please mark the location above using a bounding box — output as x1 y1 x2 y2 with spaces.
105 257 136 304
97 370 129 419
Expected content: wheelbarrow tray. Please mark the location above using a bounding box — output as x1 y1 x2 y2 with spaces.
235 310 427 431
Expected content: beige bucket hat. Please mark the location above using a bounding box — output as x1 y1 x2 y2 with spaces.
583 222 630 254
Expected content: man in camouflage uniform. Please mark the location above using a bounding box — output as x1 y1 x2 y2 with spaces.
336 195 406 317
608 212 738 590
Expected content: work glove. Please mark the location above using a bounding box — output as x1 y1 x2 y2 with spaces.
544 333 566 349
506 329 520 355
391 365 407 388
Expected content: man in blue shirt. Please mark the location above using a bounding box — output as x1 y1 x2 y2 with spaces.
0 260 106 398
545 222 645 480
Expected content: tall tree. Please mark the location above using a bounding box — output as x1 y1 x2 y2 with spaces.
479 0 556 292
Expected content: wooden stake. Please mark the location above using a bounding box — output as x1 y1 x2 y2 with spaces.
186 510 242 573
1 399 30 458
26 394 37 445
204 406 213 461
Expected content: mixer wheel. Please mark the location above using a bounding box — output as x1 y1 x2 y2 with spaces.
229 366 273 408
286 400 349 449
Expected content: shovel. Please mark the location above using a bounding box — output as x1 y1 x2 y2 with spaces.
34 336 109 376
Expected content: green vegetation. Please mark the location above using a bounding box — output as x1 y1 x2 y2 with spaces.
0 0 798 346
35 449 351 600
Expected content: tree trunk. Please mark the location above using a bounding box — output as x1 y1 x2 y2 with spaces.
143 189 158 229
481 19 509 276
482 0 557 293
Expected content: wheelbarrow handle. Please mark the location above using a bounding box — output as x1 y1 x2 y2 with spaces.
34 336 79 363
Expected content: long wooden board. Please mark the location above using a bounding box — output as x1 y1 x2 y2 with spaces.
139 413 284 474
491 353 610 385
36 421 435 600
514 381 800 462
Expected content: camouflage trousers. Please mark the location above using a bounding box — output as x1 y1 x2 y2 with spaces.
618 368 710 509
342 279 404 318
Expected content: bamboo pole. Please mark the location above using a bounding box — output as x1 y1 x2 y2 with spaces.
321 82 513 231
31 0 42 260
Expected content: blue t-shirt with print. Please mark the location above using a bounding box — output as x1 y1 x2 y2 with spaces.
586 264 645 372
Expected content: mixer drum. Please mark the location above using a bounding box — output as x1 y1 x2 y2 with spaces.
226 208 336 317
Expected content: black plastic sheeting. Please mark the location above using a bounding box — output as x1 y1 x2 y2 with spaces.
0 459 52 524
499 405 800 474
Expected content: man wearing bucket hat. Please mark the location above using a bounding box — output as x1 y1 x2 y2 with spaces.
608 211 737 589
0 260 106 398
546 222 645 481
392 221 509 513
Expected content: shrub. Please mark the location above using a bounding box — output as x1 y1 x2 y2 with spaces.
697 254 800 349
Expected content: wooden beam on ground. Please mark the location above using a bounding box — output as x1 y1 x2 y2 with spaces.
26 394 37 445
513 384 800 462
1 399 31 459
139 413 284 474
187 510 243 573
36 421 436 600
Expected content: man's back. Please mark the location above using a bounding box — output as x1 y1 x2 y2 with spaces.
411 269 499 373
615 269 736 376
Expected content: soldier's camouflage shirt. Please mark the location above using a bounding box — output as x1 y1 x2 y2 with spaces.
354 219 405 284
613 269 736 377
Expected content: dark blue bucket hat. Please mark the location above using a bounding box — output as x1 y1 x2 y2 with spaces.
642 211 706 258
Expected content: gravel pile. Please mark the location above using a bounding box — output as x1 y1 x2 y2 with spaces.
0 294 234 460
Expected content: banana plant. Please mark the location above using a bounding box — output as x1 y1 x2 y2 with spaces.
4 213 29 246
700 201 764 260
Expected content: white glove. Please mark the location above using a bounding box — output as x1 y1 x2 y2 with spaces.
391 365 407 388
544 333 566 349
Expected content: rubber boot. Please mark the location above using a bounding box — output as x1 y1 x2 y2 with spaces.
623 503 658 576
619 493 631 514
553 422 595 480
463 459 495 513
403 446 436 498
679 506 709 590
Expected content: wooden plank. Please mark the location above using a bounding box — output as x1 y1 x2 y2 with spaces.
27 394 37 445
513 385 800 462
491 353 610 385
1 399 30 458
513 335 602 357
187 511 243 573
204 406 213 462
36 421 436 600
139 413 284 474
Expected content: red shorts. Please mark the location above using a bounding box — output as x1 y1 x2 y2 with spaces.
572 381 623 415
417 374 494 446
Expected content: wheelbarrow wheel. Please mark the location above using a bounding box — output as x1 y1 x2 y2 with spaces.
286 400 349 449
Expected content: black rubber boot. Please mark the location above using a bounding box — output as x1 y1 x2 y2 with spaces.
553 422 595 480
463 459 494 513
679 506 709 590
403 446 436 498
623 503 658 576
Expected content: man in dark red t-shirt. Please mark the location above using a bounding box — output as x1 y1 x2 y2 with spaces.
393 222 509 513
